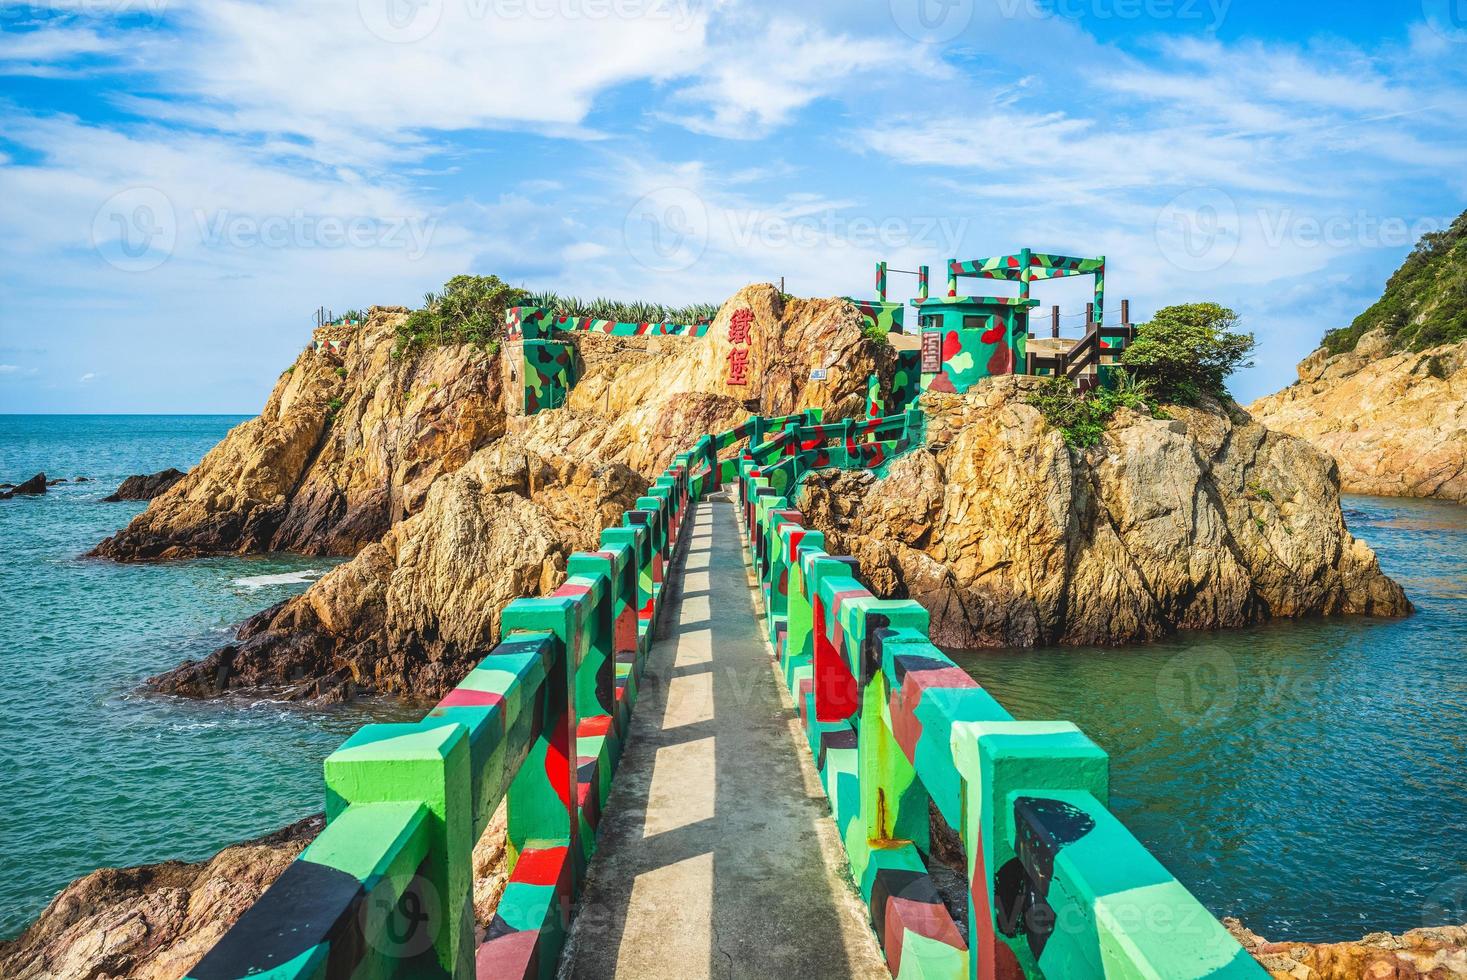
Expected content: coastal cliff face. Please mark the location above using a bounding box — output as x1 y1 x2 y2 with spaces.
93 306 508 561
1249 330 1467 503
139 285 881 701
799 378 1409 648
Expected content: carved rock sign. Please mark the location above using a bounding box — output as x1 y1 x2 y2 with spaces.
726 308 753 386
921 331 942 374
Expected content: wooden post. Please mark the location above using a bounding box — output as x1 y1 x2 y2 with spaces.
1121 299 1130 327
1086 302 1095 333
1051 305 1060 339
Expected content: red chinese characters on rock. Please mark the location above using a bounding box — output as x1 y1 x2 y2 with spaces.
726 347 750 386
726 308 754 386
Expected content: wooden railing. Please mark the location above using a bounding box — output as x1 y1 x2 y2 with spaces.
1025 323 1135 392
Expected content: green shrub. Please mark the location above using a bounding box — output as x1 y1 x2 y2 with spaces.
1120 303 1256 404
524 291 718 325
1024 373 1154 449
395 274 530 357
335 367 347 379
862 320 891 346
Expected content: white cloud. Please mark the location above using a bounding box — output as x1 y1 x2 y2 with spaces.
79 372 96 383
0 364 18 373
665 17 923 138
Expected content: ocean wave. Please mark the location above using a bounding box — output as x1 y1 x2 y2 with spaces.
232 569 325 590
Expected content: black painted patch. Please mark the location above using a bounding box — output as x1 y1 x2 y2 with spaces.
991 797 1099 958
816 726 858 771
485 912 519 941
1013 796 1097 896
993 858 1027 938
861 618 892 687
869 867 946 949
189 859 365 980
891 654 951 687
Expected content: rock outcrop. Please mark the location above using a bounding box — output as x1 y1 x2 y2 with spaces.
147 438 648 701
799 378 1409 648
0 810 513 980
1226 917 1467 979
0 817 321 980
140 285 881 701
102 468 186 502
1249 330 1467 503
1 472 48 499
92 306 508 561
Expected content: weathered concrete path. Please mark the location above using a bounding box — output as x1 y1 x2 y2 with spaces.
562 493 888 979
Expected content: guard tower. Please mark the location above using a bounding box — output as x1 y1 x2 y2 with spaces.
914 249 1105 393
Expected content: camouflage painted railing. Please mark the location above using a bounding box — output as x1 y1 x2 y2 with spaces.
189 454 700 980
735 424 1266 980
506 305 711 339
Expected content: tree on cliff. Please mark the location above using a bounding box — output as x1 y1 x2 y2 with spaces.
396 274 529 356
1122 303 1256 404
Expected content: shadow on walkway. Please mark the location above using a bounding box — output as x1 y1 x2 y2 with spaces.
562 492 888 979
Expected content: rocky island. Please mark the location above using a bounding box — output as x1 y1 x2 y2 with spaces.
7 275 1432 978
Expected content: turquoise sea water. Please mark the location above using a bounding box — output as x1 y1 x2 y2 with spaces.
0 416 414 940
952 495 1467 941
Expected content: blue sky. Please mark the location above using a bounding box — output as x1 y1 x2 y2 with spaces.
1 0 1464 412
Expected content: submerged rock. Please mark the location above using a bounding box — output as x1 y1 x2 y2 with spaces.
797 379 1409 647
101 468 186 502
1226 917 1467 979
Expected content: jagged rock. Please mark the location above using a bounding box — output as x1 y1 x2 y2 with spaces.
131 286 881 701
1225 917 1467 979
146 439 648 701
0 817 321 980
2 473 48 499
74 477 90 484
47 478 67 486
798 378 1409 647
0 809 512 980
101 468 186 502
1250 330 1467 502
93 306 508 561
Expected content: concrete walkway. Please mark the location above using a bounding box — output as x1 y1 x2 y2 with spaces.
562 492 889 979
